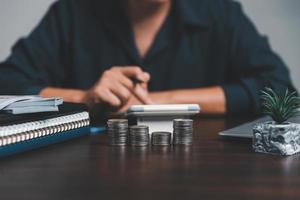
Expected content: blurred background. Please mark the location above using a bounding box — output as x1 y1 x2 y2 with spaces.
0 0 299 90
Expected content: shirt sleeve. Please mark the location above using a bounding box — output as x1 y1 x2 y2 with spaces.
0 0 71 95
221 1 296 115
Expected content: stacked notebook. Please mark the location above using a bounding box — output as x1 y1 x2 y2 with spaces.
0 95 63 114
0 103 90 157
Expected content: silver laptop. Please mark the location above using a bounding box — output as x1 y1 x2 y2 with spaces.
218 115 300 139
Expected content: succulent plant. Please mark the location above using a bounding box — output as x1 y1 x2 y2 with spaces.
261 87 300 124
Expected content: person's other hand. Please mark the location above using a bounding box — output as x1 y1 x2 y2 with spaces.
83 66 153 108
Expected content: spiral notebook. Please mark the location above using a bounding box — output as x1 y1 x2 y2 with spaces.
0 103 90 157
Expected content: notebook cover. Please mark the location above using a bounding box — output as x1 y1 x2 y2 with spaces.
0 126 90 157
0 103 88 127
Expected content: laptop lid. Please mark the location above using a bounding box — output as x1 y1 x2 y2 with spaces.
219 115 300 139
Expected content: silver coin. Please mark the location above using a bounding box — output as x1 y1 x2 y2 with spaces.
173 135 193 145
151 132 171 146
107 119 128 127
107 119 129 146
130 125 149 132
173 119 194 146
173 119 193 126
107 119 128 124
152 132 172 137
129 125 149 146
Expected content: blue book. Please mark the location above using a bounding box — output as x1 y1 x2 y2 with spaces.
0 103 90 157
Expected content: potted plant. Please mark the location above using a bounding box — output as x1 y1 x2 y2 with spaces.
253 88 300 156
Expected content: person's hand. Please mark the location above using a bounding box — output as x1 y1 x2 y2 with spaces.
117 95 142 113
116 80 152 113
82 66 153 108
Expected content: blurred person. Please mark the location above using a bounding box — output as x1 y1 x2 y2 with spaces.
0 0 296 116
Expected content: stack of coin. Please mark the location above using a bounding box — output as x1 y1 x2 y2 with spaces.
129 125 150 146
151 132 172 146
173 119 193 145
107 119 129 146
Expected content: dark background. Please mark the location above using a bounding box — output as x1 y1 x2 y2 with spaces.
0 0 299 90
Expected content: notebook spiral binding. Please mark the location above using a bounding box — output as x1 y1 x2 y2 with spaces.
0 112 90 147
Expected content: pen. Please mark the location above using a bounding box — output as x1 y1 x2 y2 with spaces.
130 78 153 104
131 78 144 85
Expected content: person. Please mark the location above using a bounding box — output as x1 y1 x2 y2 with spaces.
0 0 295 116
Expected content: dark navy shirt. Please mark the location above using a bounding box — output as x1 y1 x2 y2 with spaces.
0 0 295 115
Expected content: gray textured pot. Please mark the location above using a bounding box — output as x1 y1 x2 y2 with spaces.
253 122 300 156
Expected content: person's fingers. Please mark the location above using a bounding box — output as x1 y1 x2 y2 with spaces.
133 84 154 104
90 66 152 108
117 100 132 114
140 82 148 90
111 68 151 98
117 95 143 113
110 81 132 103
115 73 135 90
94 89 121 107
117 66 150 83
142 72 151 82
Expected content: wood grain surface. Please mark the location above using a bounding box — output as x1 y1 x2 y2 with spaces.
0 116 299 200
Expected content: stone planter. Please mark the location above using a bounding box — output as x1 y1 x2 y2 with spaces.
253 122 300 156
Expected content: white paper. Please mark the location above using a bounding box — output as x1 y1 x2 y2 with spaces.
0 95 63 114
0 96 39 110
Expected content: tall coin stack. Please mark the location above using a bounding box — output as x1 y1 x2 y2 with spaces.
173 119 193 145
107 119 129 146
129 125 150 146
151 132 172 146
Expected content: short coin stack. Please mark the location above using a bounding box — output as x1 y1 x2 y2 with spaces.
151 132 172 146
173 119 193 145
107 119 129 146
129 125 150 146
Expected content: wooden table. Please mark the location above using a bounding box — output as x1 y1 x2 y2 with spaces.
0 116 299 200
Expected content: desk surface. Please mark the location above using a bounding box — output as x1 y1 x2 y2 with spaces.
0 117 300 200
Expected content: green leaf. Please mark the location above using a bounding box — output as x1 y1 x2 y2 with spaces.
260 88 300 124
